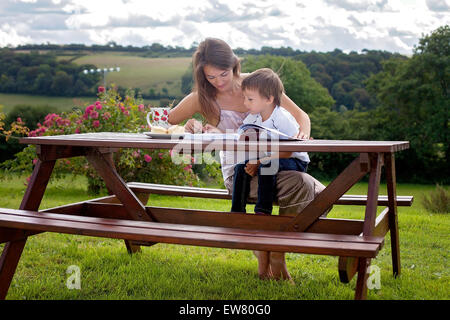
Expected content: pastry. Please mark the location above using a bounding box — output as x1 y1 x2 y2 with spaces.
167 125 185 134
150 126 168 134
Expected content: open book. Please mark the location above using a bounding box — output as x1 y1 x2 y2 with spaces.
183 123 304 141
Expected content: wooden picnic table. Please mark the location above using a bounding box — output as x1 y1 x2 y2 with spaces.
0 132 411 299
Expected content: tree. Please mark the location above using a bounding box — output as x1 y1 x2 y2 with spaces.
366 25 449 183
51 70 73 95
241 55 334 113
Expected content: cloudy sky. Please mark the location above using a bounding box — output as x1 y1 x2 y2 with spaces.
0 0 448 54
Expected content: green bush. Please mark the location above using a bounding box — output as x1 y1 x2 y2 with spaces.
421 184 450 214
0 86 221 193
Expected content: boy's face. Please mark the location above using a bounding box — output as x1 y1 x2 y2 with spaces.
243 88 273 114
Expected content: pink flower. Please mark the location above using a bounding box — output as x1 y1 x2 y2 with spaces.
98 86 105 93
92 120 100 128
17 117 23 123
43 113 59 127
95 104 102 110
75 127 81 134
32 158 38 165
85 105 95 114
102 112 111 120
158 152 164 159
90 111 99 119
144 154 152 163
138 104 145 112
183 164 192 171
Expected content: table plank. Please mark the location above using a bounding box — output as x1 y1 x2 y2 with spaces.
20 133 410 153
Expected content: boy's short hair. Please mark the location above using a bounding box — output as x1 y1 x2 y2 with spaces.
241 68 284 106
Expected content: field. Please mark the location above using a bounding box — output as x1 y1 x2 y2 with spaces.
0 93 160 114
1 53 191 114
0 174 448 300
72 53 191 96
0 93 94 114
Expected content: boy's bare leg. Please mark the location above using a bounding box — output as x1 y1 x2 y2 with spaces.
253 250 272 279
270 252 294 284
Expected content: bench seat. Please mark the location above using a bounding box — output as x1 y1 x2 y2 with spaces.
0 208 383 258
127 182 414 207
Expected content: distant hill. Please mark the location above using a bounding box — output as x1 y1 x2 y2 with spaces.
71 53 191 97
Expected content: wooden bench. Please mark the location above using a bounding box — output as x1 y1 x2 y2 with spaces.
0 207 384 260
127 182 414 207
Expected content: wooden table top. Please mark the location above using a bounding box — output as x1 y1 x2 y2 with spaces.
20 132 410 153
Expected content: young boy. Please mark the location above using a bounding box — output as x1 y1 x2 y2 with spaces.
231 68 310 215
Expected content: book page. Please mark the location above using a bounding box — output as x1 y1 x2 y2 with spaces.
183 133 240 140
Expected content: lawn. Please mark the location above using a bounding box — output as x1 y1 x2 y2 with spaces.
0 174 448 300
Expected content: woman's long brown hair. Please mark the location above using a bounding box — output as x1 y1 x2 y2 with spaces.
192 38 241 126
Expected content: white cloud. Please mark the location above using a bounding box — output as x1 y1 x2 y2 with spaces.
0 23 32 47
426 0 450 11
0 0 448 53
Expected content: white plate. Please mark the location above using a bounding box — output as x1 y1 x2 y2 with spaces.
144 132 185 139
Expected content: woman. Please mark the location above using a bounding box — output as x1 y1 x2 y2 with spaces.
168 38 324 281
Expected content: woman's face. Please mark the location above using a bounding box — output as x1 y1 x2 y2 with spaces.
203 64 234 92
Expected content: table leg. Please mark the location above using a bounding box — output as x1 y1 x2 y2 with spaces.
283 153 371 232
355 258 370 300
0 159 55 299
385 153 401 277
86 148 153 253
354 153 382 300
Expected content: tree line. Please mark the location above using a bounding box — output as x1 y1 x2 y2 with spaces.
0 49 100 96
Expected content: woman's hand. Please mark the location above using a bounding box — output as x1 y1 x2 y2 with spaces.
184 119 203 133
203 124 223 133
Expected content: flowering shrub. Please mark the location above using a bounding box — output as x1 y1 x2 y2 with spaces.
0 86 218 194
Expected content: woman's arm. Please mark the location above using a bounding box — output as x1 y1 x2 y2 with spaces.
168 92 201 125
279 93 311 139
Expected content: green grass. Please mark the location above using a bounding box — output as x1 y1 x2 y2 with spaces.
0 93 161 114
0 93 93 114
0 174 448 300
73 53 191 96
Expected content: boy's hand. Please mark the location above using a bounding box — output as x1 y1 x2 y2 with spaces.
203 124 223 133
245 162 259 177
295 130 312 140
